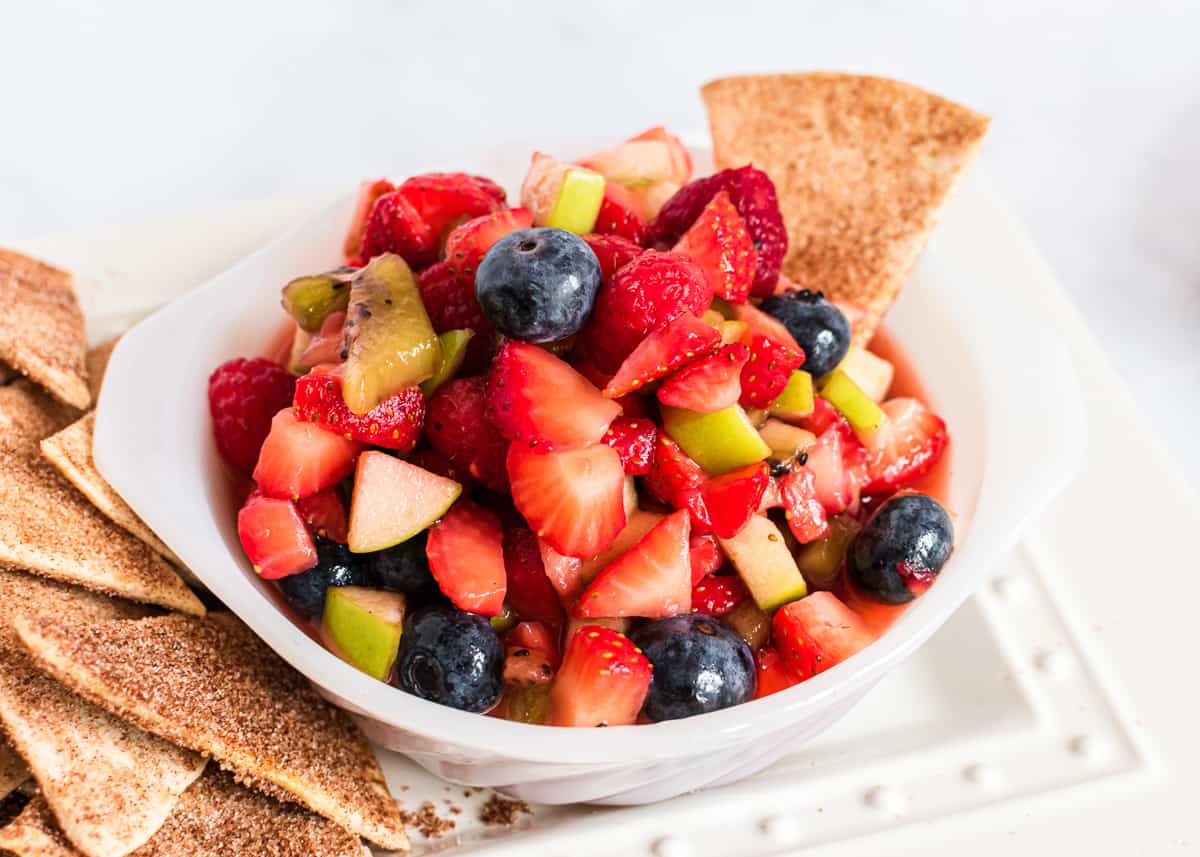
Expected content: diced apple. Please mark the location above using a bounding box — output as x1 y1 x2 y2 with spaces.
322 586 406 681
547 168 606 234
758 419 817 462
819 369 885 439
769 370 815 421
795 515 861 591
420 329 475 396
347 451 461 553
661 404 771 475
718 515 808 611
839 346 894 403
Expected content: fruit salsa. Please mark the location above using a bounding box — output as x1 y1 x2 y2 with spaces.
210 128 953 726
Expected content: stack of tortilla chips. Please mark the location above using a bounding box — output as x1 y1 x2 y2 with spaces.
0 249 408 855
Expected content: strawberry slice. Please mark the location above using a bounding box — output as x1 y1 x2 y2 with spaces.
343 178 395 261
690 574 748 617
507 442 627 558
657 342 749 412
593 182 646 243
582 233 643 283
397 172 505 258
237 491 317 580
778 467 830 544
739 332 804 409
444 207 533 287
644 434 714 533
771 592 874 680
295 487 348 543
688 532 724 585
426 377 510 493
503 527 565 626
507 620 562 669
253 408 363 500
861 398 948 495
730 301 802 352
359 191 436 268
602 312 721 398
752 646 800 699
293 371 424 452
672 191 757 303
488 341 621 450
700 462 770 539
576 509 691 619
547 626 652 727
426 499 507 616
602 416 657 476
538 539 585 604
806 423 868 515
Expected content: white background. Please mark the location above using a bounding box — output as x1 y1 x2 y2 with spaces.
1 0 1197 489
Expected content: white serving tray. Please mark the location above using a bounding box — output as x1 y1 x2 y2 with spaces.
18 168 1200 856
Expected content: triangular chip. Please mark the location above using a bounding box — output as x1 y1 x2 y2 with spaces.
0 384 203 616
41 413 179 565
0 249 90 409
0 772 369 857
701 73 990 343
13 612 408 852
0 741 27 801
0 574 204 857
85 339 119 403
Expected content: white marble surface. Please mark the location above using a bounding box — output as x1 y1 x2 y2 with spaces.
1 0 1197 489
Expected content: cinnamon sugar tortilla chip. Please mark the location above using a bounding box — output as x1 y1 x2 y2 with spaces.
13 612 408 852
0 249 90 410
0 384 203 616
701 73 990 344
0 741 27 801
0 574 204 857
85 339 119 403
0 772 369 857
40 413 180 566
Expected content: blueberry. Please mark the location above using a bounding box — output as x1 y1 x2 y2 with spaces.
629 614 756 721
758 290 851 378
475 227 601 343
848 494 953 605
363 531 436 595
276 538 367 620
395 606 503 712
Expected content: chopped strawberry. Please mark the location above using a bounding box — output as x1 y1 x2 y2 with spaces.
547 626 652 727
581 233 643 283
208 357 297 474
806 423 867 514
576 509 691 619
507 620 561 669
293 372 424 452
297 311 347 369
237 491 317 580
444 207 533 287
507 443 627 558
647 165 787 297
602 312 721 398
359 191 436 268
487 341 621 450
739 333 804 409
296 487 349 543
503 527 565 626
688 532 724 585
691 574 748 617
758 476 783 512
504 646 557 686
779 467 830 544
253 408 363 500
602 416 657 476
730 301 802 352
772 592 874 680
795 396 841 434
426 500 507 616
582 250 713 373
701 462 770 539
397 172 505 257
672 191 757 303
644 434 707 507
861 398 948 495
752 646 800 699
538 539 585 604
415 261 494 374
405 447 477 495
582 128 693 188
426 377 509 492
593 182 646 243
657 342 749 412
343 178 395 261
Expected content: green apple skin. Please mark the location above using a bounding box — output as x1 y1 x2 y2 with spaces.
546 168 606 234
819 369 885 439
322 586 406 681
719 515 809 611
420 329 475 396
661 404 771 475
768 370 815 421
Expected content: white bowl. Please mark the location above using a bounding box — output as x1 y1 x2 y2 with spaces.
94 142 1085 805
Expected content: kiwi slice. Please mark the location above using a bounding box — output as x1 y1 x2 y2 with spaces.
281 267 355 332
341 254 441 415
722 599 770 651
795 515 862 590
420 329 475 396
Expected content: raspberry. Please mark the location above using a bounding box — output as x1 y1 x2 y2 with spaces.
426 377 510 492
417 261 495 373
581 233 643 283
208 357 296 473
646 166 787 297
581 250 712 373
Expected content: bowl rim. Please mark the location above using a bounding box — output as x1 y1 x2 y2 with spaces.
94 148 1085 767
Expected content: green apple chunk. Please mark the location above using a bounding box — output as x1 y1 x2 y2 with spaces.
348 451 461 553
819 369 884 438
719 515 808 611
768 370 815 421
661 404 771 475
758 419 817 462
281 267 355 332
838 346 894 403
795 514 861 591
546 168 606 234
341 254 441 415
322 586 406 681
420 329 475 396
